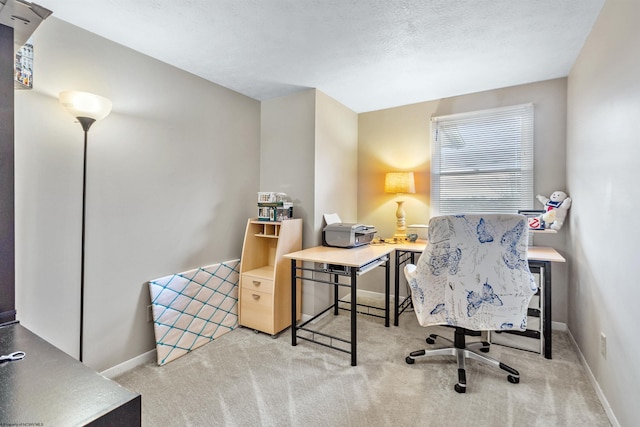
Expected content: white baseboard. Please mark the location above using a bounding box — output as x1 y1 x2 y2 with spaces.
565 328 620 427
100 349 156 379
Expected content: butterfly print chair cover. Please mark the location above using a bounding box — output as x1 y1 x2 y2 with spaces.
407 214 537 331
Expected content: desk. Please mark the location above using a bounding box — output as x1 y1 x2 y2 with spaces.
523 246 566 359
0 322 141 425
393 241 429 326
393 242 566 359
285 245 393 366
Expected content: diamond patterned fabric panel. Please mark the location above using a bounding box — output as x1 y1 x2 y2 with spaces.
148 260 239 366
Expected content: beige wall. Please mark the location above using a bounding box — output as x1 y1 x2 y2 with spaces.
315 90 358 229
358 79 570 319
15 18 261 372
358 101 435 239
260 90 316 246
261 89 358 316
567 1 640 425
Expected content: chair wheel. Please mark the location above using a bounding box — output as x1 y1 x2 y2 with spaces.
480 347 490 353
454 383 466 393
426 337 435 345
405 356 415 365
508 375 519 384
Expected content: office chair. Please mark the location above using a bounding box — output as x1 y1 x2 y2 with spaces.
404 214 537 393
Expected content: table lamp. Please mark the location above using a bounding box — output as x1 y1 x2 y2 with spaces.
385 172 415 240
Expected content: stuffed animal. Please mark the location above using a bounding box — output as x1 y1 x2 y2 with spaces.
536 191 572 230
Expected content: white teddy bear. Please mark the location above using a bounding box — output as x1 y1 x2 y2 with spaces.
536 191 572 231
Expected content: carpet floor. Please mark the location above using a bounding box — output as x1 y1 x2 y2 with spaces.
115 310 611 427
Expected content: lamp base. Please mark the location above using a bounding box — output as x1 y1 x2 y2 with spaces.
394 200 407 241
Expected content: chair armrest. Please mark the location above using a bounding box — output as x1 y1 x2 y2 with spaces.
404 264 417 282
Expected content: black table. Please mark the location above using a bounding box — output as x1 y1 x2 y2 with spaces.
0 322 141 426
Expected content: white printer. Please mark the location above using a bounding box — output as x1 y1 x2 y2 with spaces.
322 223 377 248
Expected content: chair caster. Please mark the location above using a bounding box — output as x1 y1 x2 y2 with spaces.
405 356 415 365
508 375 519 384
426 334 437 345
454 383 466 393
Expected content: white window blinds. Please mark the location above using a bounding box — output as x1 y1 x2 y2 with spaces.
431 103 534 215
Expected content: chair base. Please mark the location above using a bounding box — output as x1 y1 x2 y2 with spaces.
405 329 520 393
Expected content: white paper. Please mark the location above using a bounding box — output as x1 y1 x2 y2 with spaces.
323 213 342 225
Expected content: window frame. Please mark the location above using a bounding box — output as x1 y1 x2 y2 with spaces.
430 103 534 216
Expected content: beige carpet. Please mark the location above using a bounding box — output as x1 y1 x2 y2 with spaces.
115 310 611 427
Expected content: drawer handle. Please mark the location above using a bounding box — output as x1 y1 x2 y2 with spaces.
252 280 261 286
252 294 260 300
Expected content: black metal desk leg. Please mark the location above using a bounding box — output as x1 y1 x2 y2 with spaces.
543 261 552 359
385 259 390 327
350 268 357 366
291 259 297 347
334 273 339 315
394 250 400 326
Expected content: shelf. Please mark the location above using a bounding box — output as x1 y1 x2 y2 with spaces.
530 228 557 234
250 220 281 238
254 233 279 238
239 218 303 335
244 266 274 279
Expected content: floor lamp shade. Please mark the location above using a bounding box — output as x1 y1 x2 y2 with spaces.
58 90 111 362
385 172 416 240
59 90 112 122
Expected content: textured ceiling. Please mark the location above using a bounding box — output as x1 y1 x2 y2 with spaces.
35 0 605 113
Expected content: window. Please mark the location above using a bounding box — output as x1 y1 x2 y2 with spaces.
430 104 534 215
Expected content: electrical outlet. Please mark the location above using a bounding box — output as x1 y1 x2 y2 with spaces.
600 332 607 359
147 305 153 323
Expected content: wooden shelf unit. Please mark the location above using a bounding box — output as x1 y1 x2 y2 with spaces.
239 218 302 335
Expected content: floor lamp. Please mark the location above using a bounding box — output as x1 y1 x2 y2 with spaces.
385 172 416 240
59 90 112 362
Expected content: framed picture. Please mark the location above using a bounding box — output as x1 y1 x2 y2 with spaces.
15 42 34 89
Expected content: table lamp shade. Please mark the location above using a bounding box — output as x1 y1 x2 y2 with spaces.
59 90 112 121
385 172 416 195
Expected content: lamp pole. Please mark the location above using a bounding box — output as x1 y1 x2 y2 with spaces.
77 117 95 363
59 91 111 363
